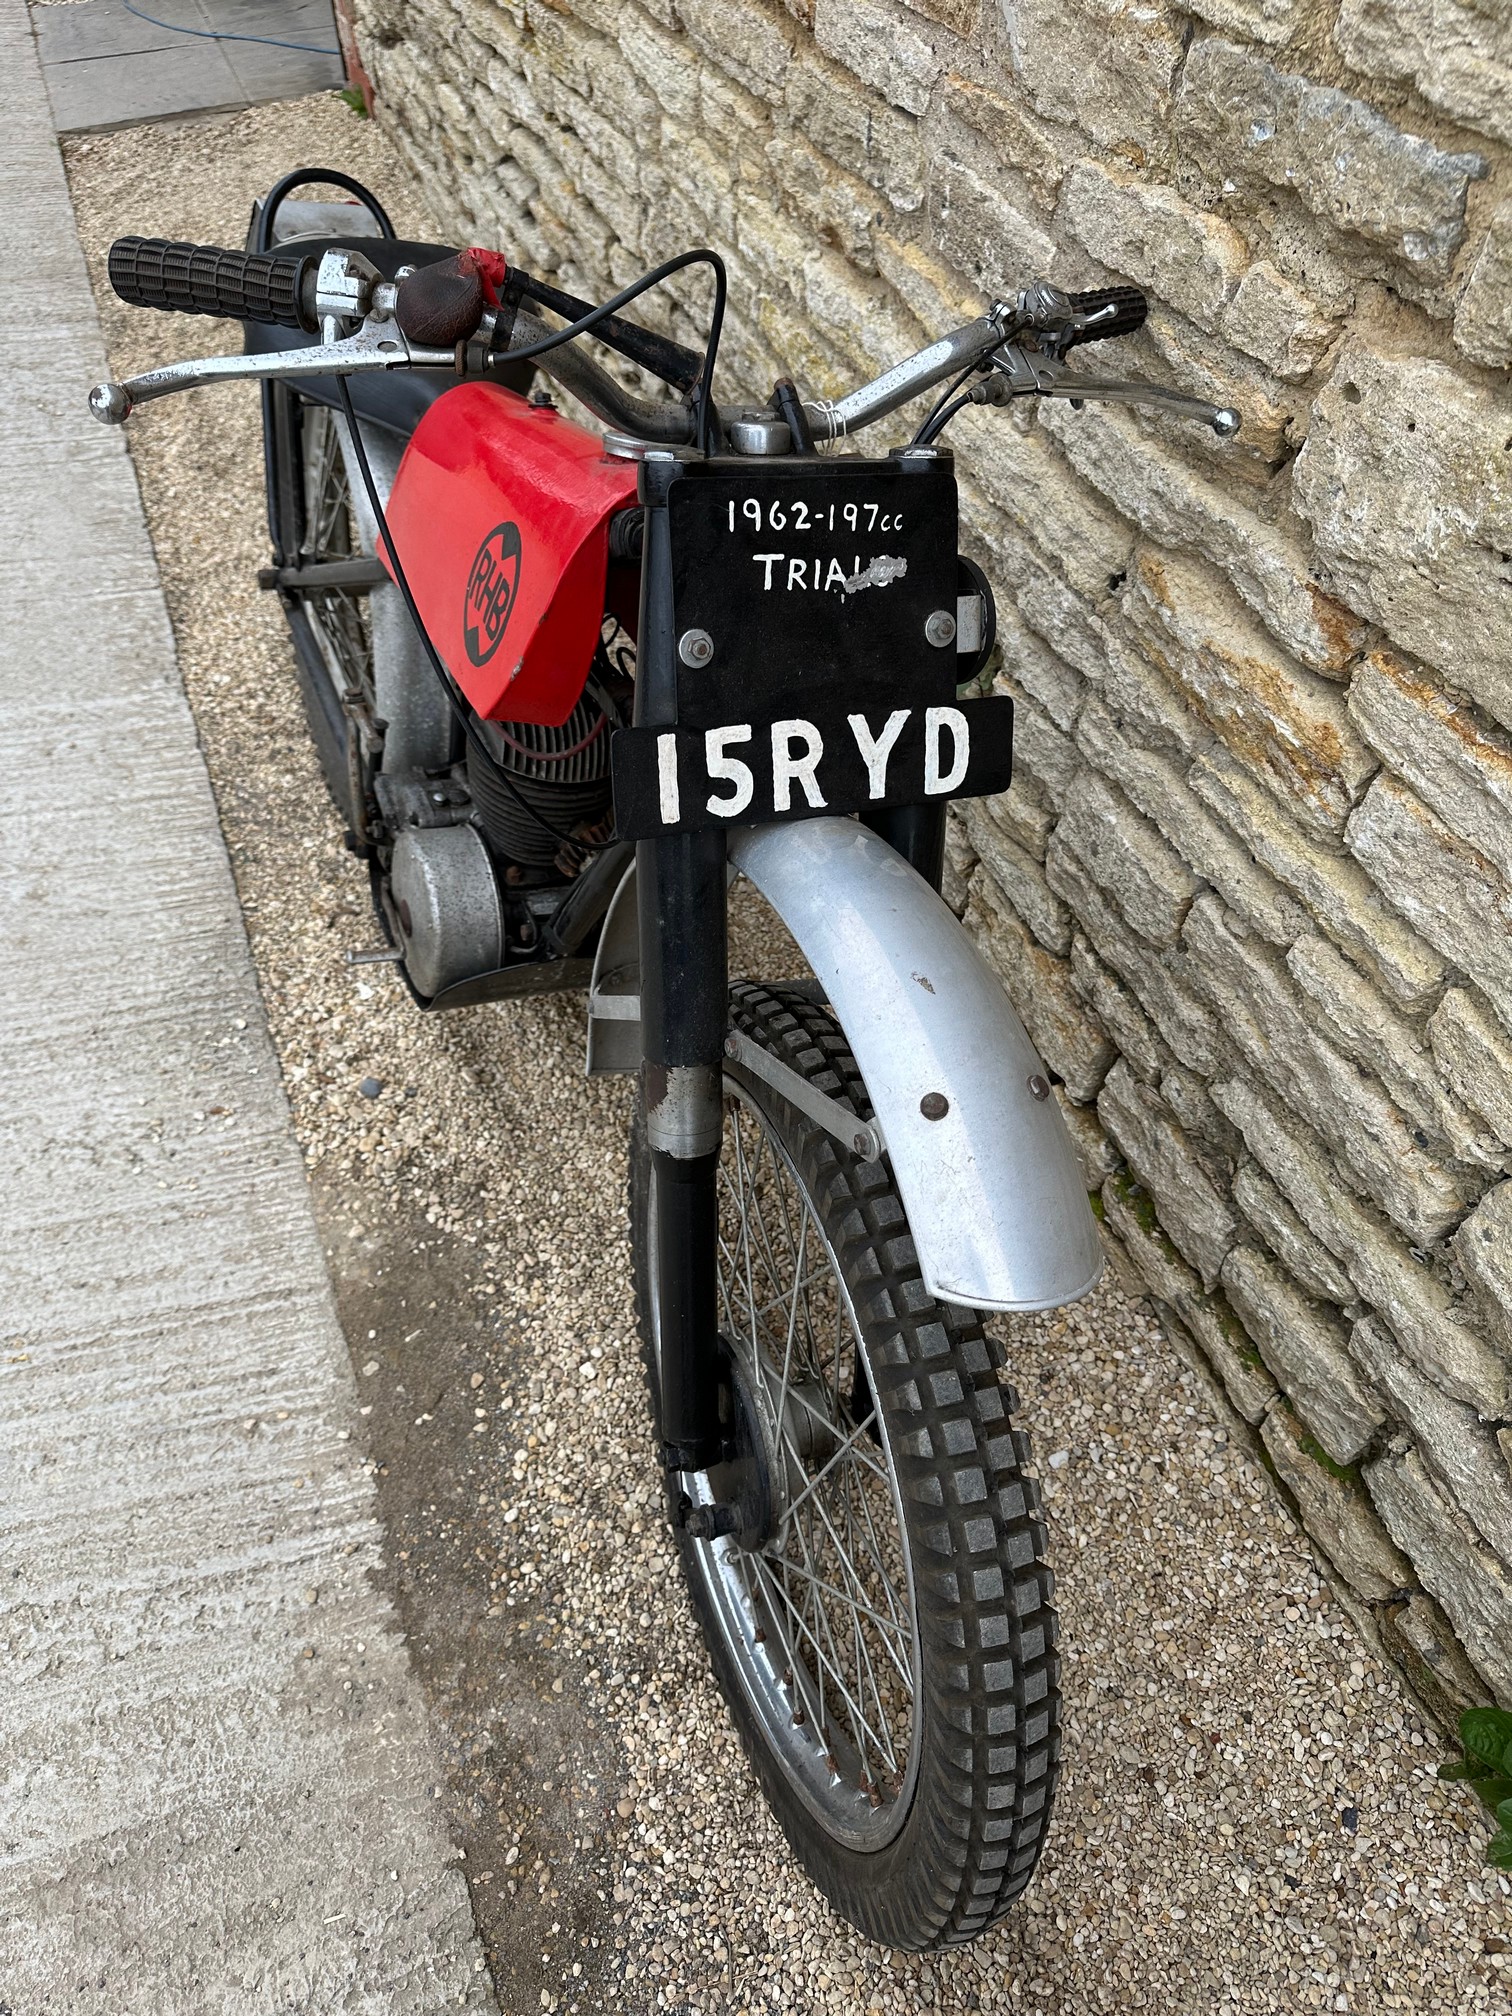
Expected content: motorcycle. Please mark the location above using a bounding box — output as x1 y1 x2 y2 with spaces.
90 169 1241 1949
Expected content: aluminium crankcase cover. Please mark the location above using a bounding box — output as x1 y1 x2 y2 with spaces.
390 824 504 998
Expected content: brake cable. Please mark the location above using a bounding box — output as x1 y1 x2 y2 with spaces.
487 247 727 455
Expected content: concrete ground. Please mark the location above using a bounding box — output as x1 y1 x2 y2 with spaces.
58 84 1511 2016
33 0 344 135
0 7 490 2009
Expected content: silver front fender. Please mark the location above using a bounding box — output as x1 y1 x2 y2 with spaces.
588 819 1102 1313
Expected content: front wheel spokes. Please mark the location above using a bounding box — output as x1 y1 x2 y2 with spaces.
753 1546 902 1785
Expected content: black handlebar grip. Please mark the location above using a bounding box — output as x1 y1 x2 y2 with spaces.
107 236 316 332
1063 285 1148 347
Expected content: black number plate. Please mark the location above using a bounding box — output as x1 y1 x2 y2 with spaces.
611 696 1014 838
611 459 1013 839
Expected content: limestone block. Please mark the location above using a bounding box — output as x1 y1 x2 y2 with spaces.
1071 935 1169 1082
1102 1171 1202 1304
1286 935 1506 1170
980 768 1055 857
1185 894 1469 1244
1128 549 1377 837
1366 1445 1512 1700
1381 1590 1493 1720
1224 1246 1385 1463
784 45 926 211
1124 310 1295 470
965 872 1116 1101
1353 1315 1512 1556
1076 693 1308 945
1260 1402 1411 1601
1190 746 1447 1010
1292 348 1512 728
1002 681 1081 808
1428 988 1512 1149
1039 402 1370 674
942 814 976 916
1455 204 1512 368
618 10 701 123
700 62 778 138
1212 1076 1510 1413
874 230 979 329
1177 38 1486 284
1160 1062 1241 1173
680 0 795 101
1185 0 1308 46
1455 1180 1512 1357
770 134 887 275
1012 564 1117 687
814 0 944 114
1055 770 1198 945
1347 651 1512 886
1172 1292 1281 1425
1046 834 1222 1072
927 151 1060 304
961 798 1073 954
935 72 1066 206
522 2 595 96
996 602 1087 732
1222 260 1341 380
956 408 1135 599
1055 1087 1122 1188
1233 1159 1356 1306
1098 1061 1237 1282
1002 0 1187 169
1336 0 1512 151
1348 776 1512 1006
899 0 980 29
1101 631 1203 756
1059 163 1249 338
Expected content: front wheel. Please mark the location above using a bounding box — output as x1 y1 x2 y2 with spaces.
628 982 1061 1949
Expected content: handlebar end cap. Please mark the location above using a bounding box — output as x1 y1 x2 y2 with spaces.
89 381 132 426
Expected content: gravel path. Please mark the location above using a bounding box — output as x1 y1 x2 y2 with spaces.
66 93 1507 2016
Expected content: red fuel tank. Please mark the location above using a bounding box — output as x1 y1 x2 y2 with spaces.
383 381 639 727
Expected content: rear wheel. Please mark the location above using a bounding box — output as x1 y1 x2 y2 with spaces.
267 387 384 841
629 982 1061 1949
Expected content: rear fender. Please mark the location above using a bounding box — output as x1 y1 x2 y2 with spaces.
587 819 1102 1313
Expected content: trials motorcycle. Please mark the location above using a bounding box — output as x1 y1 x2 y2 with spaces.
91 168 1240 1949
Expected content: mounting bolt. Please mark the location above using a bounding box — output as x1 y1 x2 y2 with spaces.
924 609 956 648
920 1091 949 1121
678 627 715 668
1027 1073 1051 1102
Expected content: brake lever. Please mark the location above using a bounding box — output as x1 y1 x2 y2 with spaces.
88 312 455 425
976 343 1241 438
1042 375 1241 436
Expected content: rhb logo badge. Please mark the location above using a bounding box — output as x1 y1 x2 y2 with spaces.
463 521 522 666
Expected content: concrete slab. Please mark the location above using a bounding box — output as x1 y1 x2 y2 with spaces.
0 5 494 2008
33 0 344 133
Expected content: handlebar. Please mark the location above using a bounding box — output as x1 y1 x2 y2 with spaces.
91 233 1239 446
108 236 317 332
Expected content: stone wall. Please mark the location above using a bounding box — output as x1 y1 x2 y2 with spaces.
346 0 1512 1724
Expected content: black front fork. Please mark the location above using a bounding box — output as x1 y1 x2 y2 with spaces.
636 457 728 1476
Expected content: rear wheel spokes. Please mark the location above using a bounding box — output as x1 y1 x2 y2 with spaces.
299 403 375 707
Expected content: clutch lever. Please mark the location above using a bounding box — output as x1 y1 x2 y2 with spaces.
88 312 455 425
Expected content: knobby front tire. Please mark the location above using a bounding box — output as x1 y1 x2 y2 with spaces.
629 981 1061 1949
